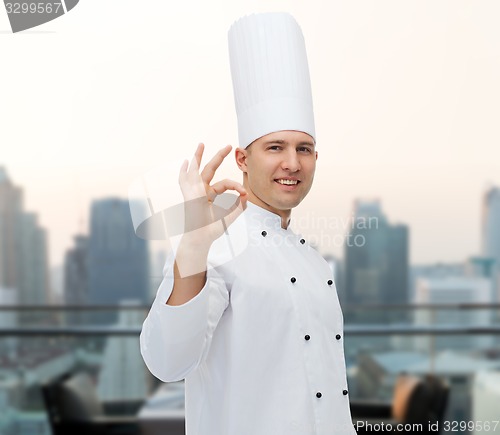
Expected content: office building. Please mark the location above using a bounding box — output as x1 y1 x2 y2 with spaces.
88 198 150 323
64 235 89 325
18 212 50 306
344 199 409 322
410 262 465 303
0 168 49 312
0 167 22 290
414 276 494 351
481 186 500 301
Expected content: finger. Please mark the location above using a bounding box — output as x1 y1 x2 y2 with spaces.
178 159 188 181
210 193 247 224
221 194 248 229
178 159 189 191
207 179 247 203
200 145 232 184
189 143 204 173
179 157 206 201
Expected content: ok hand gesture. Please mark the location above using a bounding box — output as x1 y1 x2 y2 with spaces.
178 143 247 248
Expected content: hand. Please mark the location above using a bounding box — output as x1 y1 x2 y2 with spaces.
178 143 247 247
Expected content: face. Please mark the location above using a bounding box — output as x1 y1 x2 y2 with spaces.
235 130 318 220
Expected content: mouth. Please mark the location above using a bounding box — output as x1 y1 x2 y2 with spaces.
274 178 300 190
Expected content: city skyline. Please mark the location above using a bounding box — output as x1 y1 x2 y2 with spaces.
1 164 498 270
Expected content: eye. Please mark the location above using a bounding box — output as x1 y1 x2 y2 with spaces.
268 145 282 151
298 146 312 153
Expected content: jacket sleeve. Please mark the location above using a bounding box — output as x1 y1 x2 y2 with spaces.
139 250 229 382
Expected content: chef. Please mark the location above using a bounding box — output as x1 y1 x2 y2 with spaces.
140 12 356 435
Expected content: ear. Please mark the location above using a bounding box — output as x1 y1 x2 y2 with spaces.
315 150 318 161
235 147 249 173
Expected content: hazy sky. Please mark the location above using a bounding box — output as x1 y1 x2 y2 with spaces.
1 0 499 268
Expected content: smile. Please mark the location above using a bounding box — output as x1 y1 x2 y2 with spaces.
275 179 300 185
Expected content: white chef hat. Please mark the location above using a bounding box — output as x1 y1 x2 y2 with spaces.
228 12 316 149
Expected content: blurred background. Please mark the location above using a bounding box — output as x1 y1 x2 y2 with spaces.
1 0 500 434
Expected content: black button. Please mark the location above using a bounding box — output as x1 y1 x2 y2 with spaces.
342 389 348 396
336 334 341 340
291 277 296 283
300 238 305 244
304 335 310 341
261 231 267 237
316 392 322 398
327 280 333 285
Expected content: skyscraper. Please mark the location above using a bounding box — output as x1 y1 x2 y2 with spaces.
88 198 149 324
0 167 22 290
18 212 50 306
0 287 18 360
0 168 49 309
481 186 500 302
64 235 89 325
344 199 409 322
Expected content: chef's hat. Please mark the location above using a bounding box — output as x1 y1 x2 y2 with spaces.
228 12 315 149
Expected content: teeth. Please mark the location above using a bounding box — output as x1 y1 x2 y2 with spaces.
277 179 298 185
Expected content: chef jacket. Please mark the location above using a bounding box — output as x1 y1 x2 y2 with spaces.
140 201 356 435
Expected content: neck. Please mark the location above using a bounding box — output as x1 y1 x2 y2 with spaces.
247 197 291 229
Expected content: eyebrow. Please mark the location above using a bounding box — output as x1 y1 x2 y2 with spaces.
263 139 315 147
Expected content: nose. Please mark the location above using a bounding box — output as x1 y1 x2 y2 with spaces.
281 149 301 172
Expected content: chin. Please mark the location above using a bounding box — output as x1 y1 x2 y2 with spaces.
276 199 303 210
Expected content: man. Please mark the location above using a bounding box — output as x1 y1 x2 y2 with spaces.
140 12 356 435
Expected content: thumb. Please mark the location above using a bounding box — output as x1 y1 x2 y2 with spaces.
221 194 247 229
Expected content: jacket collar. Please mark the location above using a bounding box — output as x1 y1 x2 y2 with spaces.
245 201 292 232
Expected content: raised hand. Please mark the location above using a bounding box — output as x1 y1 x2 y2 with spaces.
178 143 247 248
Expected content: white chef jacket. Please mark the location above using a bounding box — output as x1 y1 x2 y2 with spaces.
140 201 356 435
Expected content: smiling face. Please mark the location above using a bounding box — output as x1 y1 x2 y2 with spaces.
235 130 318 227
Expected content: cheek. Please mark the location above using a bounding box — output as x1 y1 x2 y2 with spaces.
248 157 279 183
302 161 316 177
248 165 269 187
256 162 276 177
